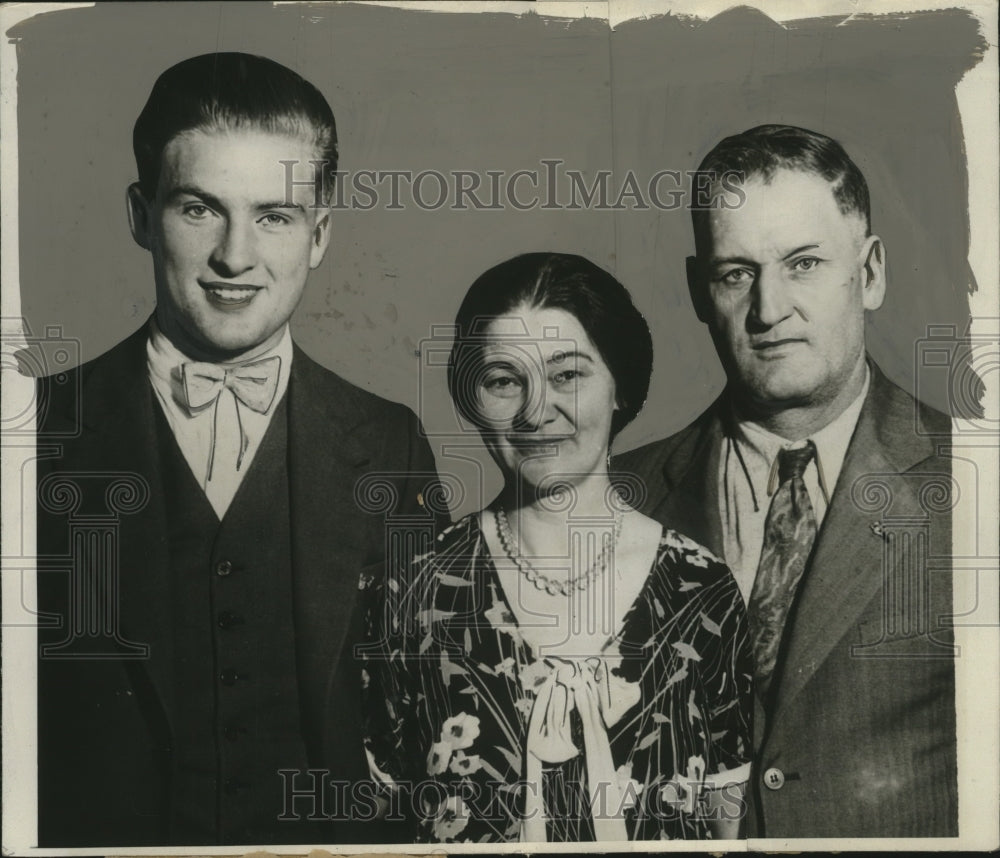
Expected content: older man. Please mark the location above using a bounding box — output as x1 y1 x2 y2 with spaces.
36 53 439 847
615 125 956 837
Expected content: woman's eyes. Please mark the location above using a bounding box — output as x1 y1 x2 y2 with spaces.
550 369 581 385
482 374 523 397
482 369 582 394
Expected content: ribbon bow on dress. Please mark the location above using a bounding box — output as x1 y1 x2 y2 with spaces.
178 356 281 481
522 655 641 842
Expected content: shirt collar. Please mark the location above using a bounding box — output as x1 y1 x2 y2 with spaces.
731 364 871 504
146 315 293 416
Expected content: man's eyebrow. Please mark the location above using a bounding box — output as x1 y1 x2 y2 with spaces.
706 244 823 267
708 254 755 268
164 186 305 214
255 200 305 213
782 243 821 260
165 185 224 208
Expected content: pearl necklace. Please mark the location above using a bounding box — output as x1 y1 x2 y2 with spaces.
494 501 625 597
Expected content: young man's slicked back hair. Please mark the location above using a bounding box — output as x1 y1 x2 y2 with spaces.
133 52 338 202
692 124 871 252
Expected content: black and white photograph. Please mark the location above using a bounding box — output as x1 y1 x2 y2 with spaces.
1 0 997 853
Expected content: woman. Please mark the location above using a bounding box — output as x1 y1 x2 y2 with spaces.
362 253 751 842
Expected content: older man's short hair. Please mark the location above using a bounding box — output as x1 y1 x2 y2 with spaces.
692 124 871 253
133 52 338 203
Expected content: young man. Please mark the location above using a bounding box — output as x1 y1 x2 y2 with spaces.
36 53 439 847
615 125 956 837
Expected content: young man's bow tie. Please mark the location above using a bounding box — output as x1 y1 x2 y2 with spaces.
176 356 281 479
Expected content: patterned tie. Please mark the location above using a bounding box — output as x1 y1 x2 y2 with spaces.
748 441 818 700
178 356 281 480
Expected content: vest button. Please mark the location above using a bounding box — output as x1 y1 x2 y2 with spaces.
223 778 246 795
763 767 785 790
224 723 242 742
216 560 233 577
217 611 244 630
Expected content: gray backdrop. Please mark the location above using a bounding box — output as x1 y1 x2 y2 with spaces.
11 2 986 514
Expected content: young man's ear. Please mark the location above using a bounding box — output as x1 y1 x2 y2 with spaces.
686 255 711 323
308 207 334 270
126 183 153 251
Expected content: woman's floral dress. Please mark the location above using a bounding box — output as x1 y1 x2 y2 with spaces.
360 514 752 843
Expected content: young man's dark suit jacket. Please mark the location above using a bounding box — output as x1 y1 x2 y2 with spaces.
35 325 442 846
613 362 957 837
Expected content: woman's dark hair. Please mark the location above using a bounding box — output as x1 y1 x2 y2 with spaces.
133 52 338 202
447 253 653 440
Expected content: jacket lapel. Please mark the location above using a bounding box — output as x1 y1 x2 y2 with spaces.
653 403 726 560
286 348 375 762
769 365 937 723
65 326 176 725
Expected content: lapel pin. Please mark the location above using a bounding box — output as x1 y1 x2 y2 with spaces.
870 521 887 540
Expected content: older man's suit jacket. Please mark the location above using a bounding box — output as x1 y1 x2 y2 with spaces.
613 363 957 837
35 326 442 846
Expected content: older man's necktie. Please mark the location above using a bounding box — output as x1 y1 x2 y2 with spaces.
748 442 818 700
